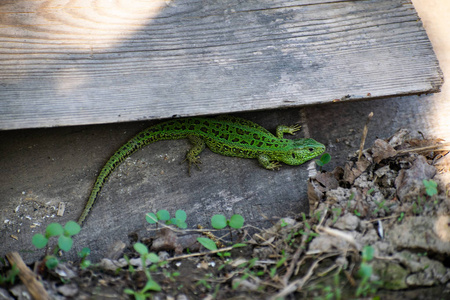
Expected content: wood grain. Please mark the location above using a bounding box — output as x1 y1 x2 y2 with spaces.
0 0 442 130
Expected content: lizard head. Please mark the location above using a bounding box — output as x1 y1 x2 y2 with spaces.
280 138 326 165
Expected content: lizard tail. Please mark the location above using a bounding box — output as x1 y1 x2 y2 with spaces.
77 126 187 225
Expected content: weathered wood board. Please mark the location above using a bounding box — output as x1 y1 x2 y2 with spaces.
0 0 442 130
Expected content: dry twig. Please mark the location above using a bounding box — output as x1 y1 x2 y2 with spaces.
6 252 50 300
358 112 374 161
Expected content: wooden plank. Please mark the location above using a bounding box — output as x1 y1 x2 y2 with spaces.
0 0 442 130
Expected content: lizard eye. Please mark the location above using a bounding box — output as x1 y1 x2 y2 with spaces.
292 153 296 159
308 148 314 152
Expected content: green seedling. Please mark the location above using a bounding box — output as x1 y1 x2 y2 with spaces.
32 221 81 252
196 274 221 297
146 209 187 229
315 153 331 170
372 199 390 216
32 221 82 270
123 254 135 274
0 264 19 285
197 237 245 259
196 273 213 290
313 210 322 222
211 214 244 230
280 218 289 227
124 280 161 300
412 196 425 215
297 213 319 244
356 245 382 297
197 237 219 251
232 257 263 290
162 269 180 281
270 250 288 279
78 247 92 269
124 243 162 299
397 212 405 223
210 213 245 243
423 179 438 197
307 271 342 300
349 193 355 201
331 207 342 224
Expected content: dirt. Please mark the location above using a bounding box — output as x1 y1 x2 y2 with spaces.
1 129 450 299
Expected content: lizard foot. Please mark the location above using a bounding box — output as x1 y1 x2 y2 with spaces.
286 124 302 135
266 162 281 170
182 154 202 176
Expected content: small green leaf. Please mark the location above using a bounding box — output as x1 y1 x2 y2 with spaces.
276 256 287 268
134 243 148 255
45 256 59 269
397 212 405 222
176 219 187 229
147 252 160 263
156 210 170 221
80 260 91 269
142 279 162 292
321 153 331 163
32 234 48 249
175 210 187 222
362 245 374 262
197 237 218 251
269 267 277 278
316 153 331 166
232 243 247 248
64 221 81 236
248 257 258 268
78 247 91 258
211 214 227 229
423 179 438 196
358 263 373 278
145 213 158 224
58 235 73 252
123 289 135 295
46 223 64 237
228 214 244 229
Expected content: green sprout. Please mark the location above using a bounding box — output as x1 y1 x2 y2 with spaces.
124 242 161 299
0 264 19 285
211 214 244 230
31 221 83 270
78 247 92 269
146 209 187 229
356 245 382 297
316 153 331 170
198 214 245 247
423 179 438 197
32 221 80 252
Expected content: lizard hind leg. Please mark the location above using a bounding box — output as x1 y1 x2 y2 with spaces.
257 154 281 170
275 124 302 139
182 135 206 176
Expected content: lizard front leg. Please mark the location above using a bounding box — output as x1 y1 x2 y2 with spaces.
182 135 206 176
257 154 281 170
275 124 301 139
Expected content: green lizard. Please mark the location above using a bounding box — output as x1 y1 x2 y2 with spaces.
77 116 325 225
